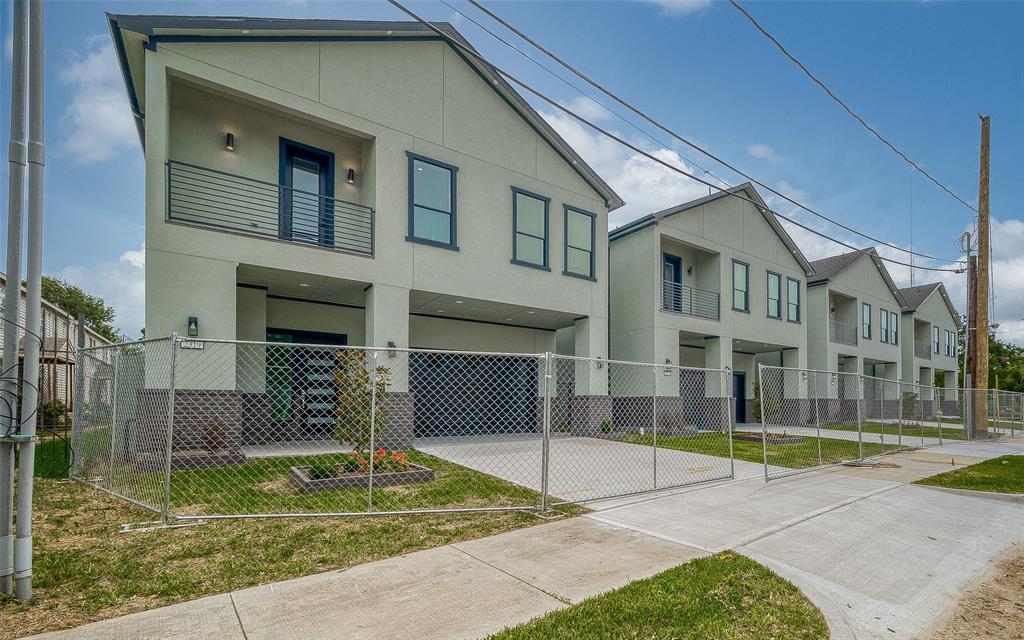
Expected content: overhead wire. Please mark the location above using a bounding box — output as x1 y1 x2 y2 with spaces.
386 0 962 273
456 0 961 263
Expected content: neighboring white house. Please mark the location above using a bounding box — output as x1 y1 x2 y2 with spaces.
608 184 814 423
108 15 623 442
806 249 906 382
898 282 961 394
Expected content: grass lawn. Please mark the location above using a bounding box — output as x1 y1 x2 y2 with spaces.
824 421 968 441
1 453 578 639
488 551 828 640
914 455 1024 494
627 431 900 468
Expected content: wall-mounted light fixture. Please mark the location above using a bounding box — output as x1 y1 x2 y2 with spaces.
347 168 356 184
387 340 397 358
187 315 199 338
225 132 235 151
687 265 693 275
595 356 604 369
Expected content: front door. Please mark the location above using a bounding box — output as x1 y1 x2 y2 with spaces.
733 372 746 424
280 140 334 247
662 254 682 312
266 329 347 437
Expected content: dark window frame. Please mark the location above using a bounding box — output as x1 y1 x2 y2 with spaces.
278 138 336 248
766 271 782 320
510 186 550 271
889 311 899 345
562 205 597 281
406 151 459 251
731 260 750 313
787 277 801 323
880 308 889 344
862 302 872 339
933 325 940 354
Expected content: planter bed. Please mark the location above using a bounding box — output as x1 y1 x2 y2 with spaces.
733 432 805 445
290 463 435 493
136 449 247 473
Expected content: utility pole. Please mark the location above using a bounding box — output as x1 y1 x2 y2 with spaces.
972 115 991 437
14 0 45 602
0 0 29 598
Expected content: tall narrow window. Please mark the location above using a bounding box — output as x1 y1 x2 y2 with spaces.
563 205 596 279
933 326 940 353
889 311 899 344
862 303 872 339
767 272 781 319
511 188 549 269
280 139 335 247
880 309 889 343
787 278 800 322
407 152 457 249
732 261 749 312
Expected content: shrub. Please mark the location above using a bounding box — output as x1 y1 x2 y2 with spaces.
306 462 337 480
332 350 392 453
340 448 411 475
39 398 68 426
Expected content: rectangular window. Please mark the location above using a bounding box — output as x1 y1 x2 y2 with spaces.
880 309 889 344
862 303 872 339
933 326 940 353
889 311 898 344
280 139 335 248
945 329 956 357
767 272 781 319
732 260 749 312
511 188 549 269
407 152 457 249
787 278 800 322
563 205 596 279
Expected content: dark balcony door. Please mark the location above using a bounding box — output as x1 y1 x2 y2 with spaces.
280 140 334 247
663 253 682 312
733 372 746 424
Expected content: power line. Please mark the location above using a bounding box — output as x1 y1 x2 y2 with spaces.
386 0 961 274
728 0 978 215
455 0 960 264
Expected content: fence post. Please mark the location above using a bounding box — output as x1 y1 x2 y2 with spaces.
651 364 658 491
160 334 178 525
540 352 552 512
104 349 120 490
897 381 904 448
367 350 378 513
759 365 769 482
727 368 735 479
70 347 87 479
814 373 823 467
856 374 864 462
878 378 885 448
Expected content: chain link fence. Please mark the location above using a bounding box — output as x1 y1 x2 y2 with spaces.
71 336 736 520
758 365 1020 480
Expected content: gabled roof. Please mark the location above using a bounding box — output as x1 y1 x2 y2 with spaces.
898 282 962 328
808 248 907 307
106 14 624 210
608 183 814 275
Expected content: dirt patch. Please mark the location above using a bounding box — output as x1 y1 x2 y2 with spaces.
918 543 1024 639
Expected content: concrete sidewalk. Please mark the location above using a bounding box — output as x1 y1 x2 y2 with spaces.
30 437 1024 640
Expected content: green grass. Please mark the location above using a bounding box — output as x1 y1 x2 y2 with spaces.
626 431 901 469
914 455 1024 494
824 420 968 441
488 551 828 640
2 458 580 639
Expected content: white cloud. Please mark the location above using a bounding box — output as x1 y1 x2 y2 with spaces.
748 143 782 162
57 245 145 338
59 35 137 165
641 0 714 17
541 108 721 227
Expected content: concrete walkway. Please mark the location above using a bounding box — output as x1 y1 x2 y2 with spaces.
30 437 1024 640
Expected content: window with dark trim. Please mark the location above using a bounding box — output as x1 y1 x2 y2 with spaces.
880 308 889 344
933 326 940 353
766 272 781 319
889 311 898 344
279 138 335 248
563 205 596 280
862 302 872 339
511 187 549 269
732 260 749 312
787 278 801 322
407 151 458 249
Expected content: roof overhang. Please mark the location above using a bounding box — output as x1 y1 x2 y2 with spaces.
106 14 624 210
809 248 907 308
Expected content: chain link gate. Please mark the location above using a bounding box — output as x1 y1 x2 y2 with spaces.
72 336 739 520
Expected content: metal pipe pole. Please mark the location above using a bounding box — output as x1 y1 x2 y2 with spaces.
160 335 178 524
539 353 552 512
855 374 864 461
0 0 29 598
651 365 657 491
14 0 44 601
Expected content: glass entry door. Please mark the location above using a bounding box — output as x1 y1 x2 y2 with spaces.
266 329 347 436
280 141 334 247
662 254 683 312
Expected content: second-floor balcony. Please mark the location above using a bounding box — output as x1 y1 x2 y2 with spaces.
660 280 719 320
829 319 858 346
914 341 932 360
167 160 374 257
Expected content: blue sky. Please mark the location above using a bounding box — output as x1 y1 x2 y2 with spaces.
0 0 1022 339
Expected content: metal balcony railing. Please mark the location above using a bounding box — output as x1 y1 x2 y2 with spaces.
829 319 858 346
660 280 719 320
167 160 374 256
915 341 933 360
